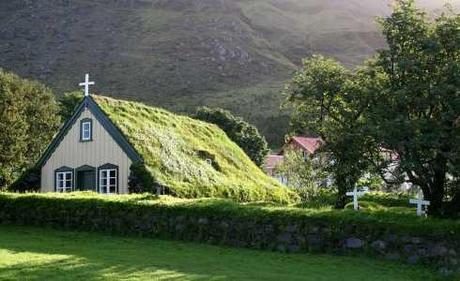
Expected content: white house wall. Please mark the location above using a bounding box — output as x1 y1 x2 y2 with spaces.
41 107 132 193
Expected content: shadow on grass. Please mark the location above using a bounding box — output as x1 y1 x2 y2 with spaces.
0 254 212 281
0 225 449 281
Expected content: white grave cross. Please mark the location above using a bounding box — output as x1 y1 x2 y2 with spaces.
79 73 95 97
409 191 430 216
346 187 368 211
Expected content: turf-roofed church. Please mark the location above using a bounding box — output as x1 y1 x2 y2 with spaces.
37 74 141 194
37 74 295 202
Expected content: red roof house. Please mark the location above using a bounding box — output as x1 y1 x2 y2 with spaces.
264 136 324 177
264 155 284 176
282 136 323 155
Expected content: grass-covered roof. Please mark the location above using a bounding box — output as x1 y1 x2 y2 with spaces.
93 95 298 204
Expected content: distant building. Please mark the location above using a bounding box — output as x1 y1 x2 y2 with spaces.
280 136 323 159
264 136 324 185
264 155 287 184
265 136 414 190
265 155 284 177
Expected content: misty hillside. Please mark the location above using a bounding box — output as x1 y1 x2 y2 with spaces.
0 0 457 145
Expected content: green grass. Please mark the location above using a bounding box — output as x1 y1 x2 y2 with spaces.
0 225 447 281
300 190 413 209
93 95 298 204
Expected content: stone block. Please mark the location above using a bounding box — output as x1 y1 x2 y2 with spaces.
371 240 387 252
346 237 364 249
407 255 419 265
411 237 422 244
431 245 448 257
385 252 401 261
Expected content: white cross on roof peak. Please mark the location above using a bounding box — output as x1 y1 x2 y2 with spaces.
79 73 95 97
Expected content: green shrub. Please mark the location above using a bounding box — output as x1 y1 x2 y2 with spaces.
8 166 41 192
58 91 84 122
194 106 269 167
298 188 337 208
299 190 412 209
0 69 60 188
0 192 458 238
361 192 411 207
128 162 163 194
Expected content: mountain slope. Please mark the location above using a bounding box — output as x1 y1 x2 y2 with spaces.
0 0 457 145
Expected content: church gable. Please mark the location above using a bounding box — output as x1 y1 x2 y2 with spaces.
38 96 141 168
39 96 141 193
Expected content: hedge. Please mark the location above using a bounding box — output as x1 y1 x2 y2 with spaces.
1 192 459 272
0 192 458 239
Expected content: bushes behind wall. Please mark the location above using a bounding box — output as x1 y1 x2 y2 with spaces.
0 192 458 274
7 166 41 192
128 162 164 194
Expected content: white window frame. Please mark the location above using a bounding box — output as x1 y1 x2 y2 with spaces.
81 121 92 141
56 171 73 192
99 169 117 194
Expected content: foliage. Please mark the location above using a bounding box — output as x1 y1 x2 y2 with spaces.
58 91 84 121
0 192 458 237
128 162 160 194
365 0 460 216
93 96 298 204
299 190 412 209
0 69 60 188
7 166 41 193
297 188 337 209
274 149 328 202
194 106 269 167
283 56 374 208
356 173 386 191
283 1 460 217
0 225 442 281
361 192 412 208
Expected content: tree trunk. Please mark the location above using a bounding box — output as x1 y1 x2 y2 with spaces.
335 190 347 209
423 155 447 217
334 174 348 209
422 183 445 217
445 187 460 217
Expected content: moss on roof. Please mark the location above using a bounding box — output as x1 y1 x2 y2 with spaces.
93 95 298 204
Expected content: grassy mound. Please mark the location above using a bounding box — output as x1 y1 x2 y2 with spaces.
93 95 298 204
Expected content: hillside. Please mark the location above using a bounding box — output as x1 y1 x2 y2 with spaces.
0 0 457 145
93 95 298 203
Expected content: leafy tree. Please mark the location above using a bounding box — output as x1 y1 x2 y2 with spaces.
195 107 269 167
274 149 327 202
58 91 84 121
0 69 60 188
367 0 460 216
283 56 375 208
284 1 460 216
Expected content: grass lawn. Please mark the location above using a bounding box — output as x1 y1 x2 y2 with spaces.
0 225 447 281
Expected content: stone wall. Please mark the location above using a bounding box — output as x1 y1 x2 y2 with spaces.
0 195 458 275
169 216 459 275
